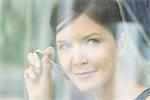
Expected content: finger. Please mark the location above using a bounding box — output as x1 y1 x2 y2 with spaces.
28 53 42 74
42 55 52 74
24 68 37 81
29 65 41 76
33 52 41 68
34 49 44 59
27 53 34 67
44 47 55 60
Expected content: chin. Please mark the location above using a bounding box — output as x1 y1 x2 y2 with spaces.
77 80 105 93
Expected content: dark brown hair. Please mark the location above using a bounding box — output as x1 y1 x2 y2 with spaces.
50 0 122 37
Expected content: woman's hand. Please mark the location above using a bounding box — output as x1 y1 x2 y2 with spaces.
24 47 55 100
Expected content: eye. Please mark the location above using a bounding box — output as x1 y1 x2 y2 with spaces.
58 43 72 50
87 39 100 45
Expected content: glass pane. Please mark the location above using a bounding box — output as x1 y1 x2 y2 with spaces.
0 0 149 100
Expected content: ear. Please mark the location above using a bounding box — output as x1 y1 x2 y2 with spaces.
117 33 128 58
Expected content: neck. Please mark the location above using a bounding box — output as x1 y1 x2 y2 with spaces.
113 73 145 100
89 71 145 100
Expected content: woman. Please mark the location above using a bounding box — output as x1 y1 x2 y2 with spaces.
24 0 150 100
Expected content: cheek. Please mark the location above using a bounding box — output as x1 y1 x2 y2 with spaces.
58 51 72 72
88 44 117 70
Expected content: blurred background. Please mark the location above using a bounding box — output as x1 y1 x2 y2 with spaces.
0 0 55 99
0 0 149 100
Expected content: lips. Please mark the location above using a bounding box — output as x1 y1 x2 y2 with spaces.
75 70 97 75
74 69 98 79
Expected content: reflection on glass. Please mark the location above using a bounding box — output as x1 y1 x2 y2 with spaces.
0 0 149 100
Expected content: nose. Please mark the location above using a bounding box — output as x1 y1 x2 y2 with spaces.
72 46 88 67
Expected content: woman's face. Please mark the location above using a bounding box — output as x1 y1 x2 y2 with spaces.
56 14 118 92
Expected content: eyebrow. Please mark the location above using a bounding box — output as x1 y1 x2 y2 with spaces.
56 40 70 43
56 33 101 43
82 32 102 40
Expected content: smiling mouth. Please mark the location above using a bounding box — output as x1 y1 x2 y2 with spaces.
74 69 98 78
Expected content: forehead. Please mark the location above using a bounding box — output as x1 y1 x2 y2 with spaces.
56 14 112 41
